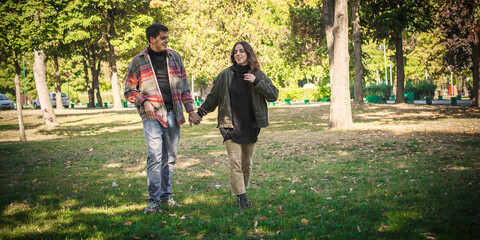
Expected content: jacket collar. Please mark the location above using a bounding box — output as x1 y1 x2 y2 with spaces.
141 47 173 57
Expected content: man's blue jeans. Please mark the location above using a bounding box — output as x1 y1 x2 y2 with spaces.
142 111 180 202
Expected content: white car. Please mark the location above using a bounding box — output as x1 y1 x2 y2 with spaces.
33 92 70 109
0 94 15 110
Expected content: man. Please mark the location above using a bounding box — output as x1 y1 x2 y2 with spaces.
124 23 202 214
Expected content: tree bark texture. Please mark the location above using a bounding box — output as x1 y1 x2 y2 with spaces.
54 52 64 109
394 34 406 104
107 9 123 109
351 0 364 104
471 23 480 107
13 51 27 141
323 0 354 129
82 57 94 108
34 49 58 125
90 45 103 107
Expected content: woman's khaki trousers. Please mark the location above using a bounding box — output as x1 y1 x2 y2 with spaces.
224 140 256 195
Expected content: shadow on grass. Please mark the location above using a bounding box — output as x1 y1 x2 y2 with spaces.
0 123 43 131
1 106 479 239
351 103 480 122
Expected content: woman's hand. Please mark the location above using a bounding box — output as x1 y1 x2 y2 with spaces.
243 73 256 83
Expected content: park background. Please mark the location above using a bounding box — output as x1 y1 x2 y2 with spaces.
1 0 480 239
1 0 479 107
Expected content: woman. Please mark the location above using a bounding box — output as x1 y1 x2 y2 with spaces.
197 41 279 209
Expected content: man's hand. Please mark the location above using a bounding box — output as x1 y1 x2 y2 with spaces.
144 101 156 120
188 111 202 126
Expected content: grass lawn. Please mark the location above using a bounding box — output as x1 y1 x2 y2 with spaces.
1 103 479 239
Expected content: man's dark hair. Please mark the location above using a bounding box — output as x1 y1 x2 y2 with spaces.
146 23 168 43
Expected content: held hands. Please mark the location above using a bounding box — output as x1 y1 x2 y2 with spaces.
188 111 202 126
145 101 202 126
243 73 256 83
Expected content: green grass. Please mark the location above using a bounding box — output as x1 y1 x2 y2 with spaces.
1 104 479 239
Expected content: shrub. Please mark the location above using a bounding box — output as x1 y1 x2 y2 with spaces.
365 83 393 99
404 80 419 99
319 85 331 100
415 81 437 97
465 79 473 99
278 88 302 101
278 86 329 102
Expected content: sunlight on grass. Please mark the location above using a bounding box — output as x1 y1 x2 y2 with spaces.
3 202 30 216
104 163 122 168
176 158 201 169
1 104 479 239
354 118 480 134
183 193 221 205
80 204 144 215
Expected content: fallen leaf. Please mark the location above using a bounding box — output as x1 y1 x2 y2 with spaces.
301 218 309 225
123 221 132 226
377 225 389 232
277 206 284 214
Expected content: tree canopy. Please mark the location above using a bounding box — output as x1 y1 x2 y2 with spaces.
0 0 477 107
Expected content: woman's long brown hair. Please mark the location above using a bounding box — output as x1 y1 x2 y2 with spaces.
230 41 261 72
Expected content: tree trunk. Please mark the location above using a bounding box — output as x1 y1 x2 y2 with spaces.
351 0 364 104
394 34 406 104
94 60 103 107
34 49 58 125
471 24 479 107
323 0 353 129
90 45 103 107
82 57 94 108
54 52 64 109
13 51 27 141
107 9 123 109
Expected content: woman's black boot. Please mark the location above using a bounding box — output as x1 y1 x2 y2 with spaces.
237 193 248 210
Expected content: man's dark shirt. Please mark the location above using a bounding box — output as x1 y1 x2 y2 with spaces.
148 47 173 111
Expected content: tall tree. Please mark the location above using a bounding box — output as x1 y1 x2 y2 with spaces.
323 0 353 129
362 0 435 103
284 1 329 87
437 0 480 107
106 7 122 109
102 0 151 108
0 0 28 139
34 49 58 125
32 6 58 124
13 51 27 140
62 1 106 108
351 0 364 104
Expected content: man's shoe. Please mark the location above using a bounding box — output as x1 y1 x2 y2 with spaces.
144 200 160 214
237 193 248 210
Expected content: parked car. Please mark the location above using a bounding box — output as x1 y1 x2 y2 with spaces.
0 94 15 110
33 92 69 109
